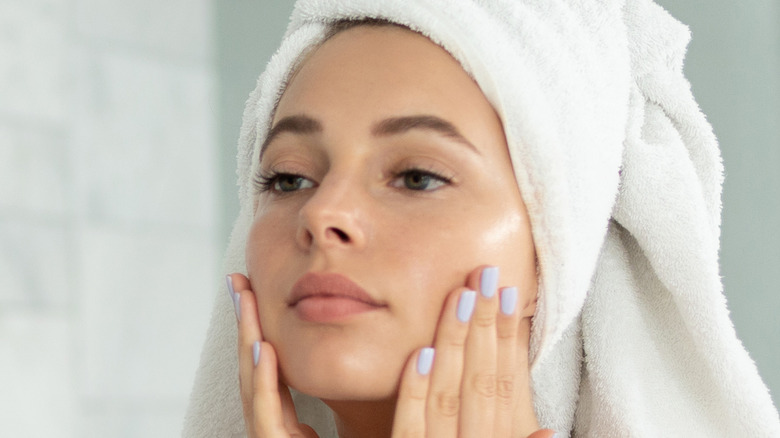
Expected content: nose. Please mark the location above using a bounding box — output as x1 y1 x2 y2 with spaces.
296 176 368 251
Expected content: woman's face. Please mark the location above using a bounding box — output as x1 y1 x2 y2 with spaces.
246 25 537 401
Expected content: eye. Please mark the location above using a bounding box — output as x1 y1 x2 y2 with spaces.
392 169 450 191
254 171 315 194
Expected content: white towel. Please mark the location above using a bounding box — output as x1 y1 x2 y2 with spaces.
182 0 780 436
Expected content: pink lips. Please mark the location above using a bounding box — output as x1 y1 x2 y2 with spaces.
288 272 385 323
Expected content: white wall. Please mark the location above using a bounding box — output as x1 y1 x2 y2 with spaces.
0 0 218 436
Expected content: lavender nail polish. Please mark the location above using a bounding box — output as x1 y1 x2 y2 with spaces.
500 287 518 315
226 275 240 322
480 266 499 298
457 290 477 322
417 347 435 375
234 293 241 322
226 275 235 300
253 341 261 366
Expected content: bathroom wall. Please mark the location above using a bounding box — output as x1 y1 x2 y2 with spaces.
0 0 218 435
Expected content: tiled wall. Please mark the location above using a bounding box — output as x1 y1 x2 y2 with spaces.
0 0 218 436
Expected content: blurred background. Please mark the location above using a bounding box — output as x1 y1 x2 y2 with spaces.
0 1 777 436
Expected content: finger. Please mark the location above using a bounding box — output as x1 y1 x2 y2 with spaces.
527 429 558 438
252 341 290 436
391 347 434 438
426 287 475 437
230 273 264 436
460 265 500 437
494 286 521 437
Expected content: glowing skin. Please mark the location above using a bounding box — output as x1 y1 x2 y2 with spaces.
245 24 537 407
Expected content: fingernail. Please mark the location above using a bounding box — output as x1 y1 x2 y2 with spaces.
456 290 477 322
417 347 435 375
480 266 499 298
226 275 240 321
226 274 235 299
234 293 241 322
500 287 518 315
551 433 559 438
253 341 261 366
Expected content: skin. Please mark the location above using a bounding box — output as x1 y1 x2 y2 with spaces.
231 25 554 437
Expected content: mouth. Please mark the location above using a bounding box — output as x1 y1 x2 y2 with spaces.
288 272 386 322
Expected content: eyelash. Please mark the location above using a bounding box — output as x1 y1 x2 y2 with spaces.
253 167 454 195
392 167 453 191
253 170 310 194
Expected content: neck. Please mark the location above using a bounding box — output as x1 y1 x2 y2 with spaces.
323 398 397 438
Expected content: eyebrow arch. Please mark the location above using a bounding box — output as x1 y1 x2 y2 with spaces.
372 115 479 154
261 115 323 155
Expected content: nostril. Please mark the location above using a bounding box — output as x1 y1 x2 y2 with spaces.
327 227 350 243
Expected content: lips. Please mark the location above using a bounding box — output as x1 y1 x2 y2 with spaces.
288 272 385 322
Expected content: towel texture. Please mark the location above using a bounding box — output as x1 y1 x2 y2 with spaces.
183 0 780 436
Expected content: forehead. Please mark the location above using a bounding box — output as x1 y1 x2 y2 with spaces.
272 25 499 129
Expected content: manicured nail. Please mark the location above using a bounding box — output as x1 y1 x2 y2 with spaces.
226 274 235 299
226 275 240 321
456 290 477 322
417 347 434 375
253 341 261 366
480 266 499 298
500 287 518 315
234 293 241 322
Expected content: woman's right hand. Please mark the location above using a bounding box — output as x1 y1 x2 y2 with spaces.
227 273 319 438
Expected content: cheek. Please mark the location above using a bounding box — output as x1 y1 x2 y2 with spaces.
391 194 536 295
245 208 300 336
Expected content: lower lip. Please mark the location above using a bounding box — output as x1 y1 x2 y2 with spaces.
294 296 381 323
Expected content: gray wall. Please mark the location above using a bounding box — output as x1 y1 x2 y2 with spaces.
216 1 779 407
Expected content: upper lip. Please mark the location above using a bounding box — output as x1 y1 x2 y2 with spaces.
287 272 385 307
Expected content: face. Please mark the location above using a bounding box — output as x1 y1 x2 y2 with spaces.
245 25 537 401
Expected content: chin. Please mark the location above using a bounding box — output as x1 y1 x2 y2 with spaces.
277 342 404 401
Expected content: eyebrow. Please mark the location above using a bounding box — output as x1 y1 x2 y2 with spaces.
261 114 479 156
372 115 479 153
261 115 323 154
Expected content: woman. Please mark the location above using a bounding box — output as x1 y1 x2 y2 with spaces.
184 1 780 437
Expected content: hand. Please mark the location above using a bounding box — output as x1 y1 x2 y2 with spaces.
228 267 555 438
391 266 556 438
227 273 319 437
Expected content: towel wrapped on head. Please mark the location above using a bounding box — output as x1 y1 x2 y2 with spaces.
183 0 780 436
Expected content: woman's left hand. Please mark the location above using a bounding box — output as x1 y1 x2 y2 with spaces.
390 265 556 438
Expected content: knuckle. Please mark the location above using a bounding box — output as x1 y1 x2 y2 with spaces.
396 428 425 438
444 336 466 349
472 313 496 328
496 324 518 340
497 374 515 402
403 383 428 402
471 373 497 398
432 390 461 417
